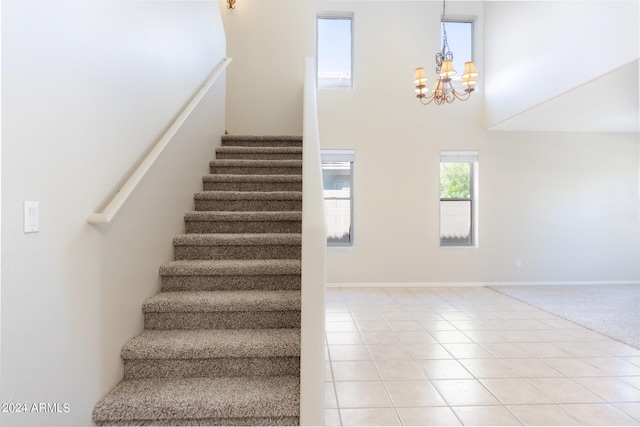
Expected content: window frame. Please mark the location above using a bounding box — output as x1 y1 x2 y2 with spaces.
441 19 475 89
316 13 354 90
321 149 355 247
439 151 478 248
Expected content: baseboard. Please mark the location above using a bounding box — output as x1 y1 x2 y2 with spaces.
326 280 640 288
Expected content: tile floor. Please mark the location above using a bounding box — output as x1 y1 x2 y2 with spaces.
324 286 640 426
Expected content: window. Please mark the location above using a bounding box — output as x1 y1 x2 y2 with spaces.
441 20 474 89
317 15 353 89
321 150 354 246
440 151 478 247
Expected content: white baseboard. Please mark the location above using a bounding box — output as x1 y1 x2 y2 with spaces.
326 280 640 288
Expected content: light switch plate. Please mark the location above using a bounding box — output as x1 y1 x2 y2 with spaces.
24 201 39 233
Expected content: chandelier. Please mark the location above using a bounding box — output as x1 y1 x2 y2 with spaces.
413 0 479 105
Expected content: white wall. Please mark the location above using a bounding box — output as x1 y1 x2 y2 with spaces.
220 0 316 135
1 1 227 425
223 0 639 286
484 0 639 128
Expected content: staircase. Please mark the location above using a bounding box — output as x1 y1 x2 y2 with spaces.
93 135 303 426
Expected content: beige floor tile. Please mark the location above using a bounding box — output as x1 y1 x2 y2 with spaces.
430 330 473 343
482 342 532 358
573 377 640 402
354 320 391 332
332 361 381 381
385 380 448 407
375 360 426 381
527 377 605 404
326 321 359 332
619 376 640 390
367 344 414 360
328 345 371 361
326 312 354 322
387 320 424 331
542 357 609 377
560 403 640 425
621 355 640 367
460 358 520 379
407 311 444 321
449 320 490 331
443 343 495 359
418 320 458 331
553 340 618 357
359 331 401 345
381 311 415 321
326 332 364 345
431 379 501 406
339 408 401 426
480 378 553 404
582 356 640 376
515 342 573 358
350 311 384 322
464 330 509 343
325 382 338 408
403 343 452 360
590 341 640 357
500 358 563 377
613 402 640 422
334 381 393 408
418 359 474 380
395 330 437 344
324 286 640 427
452 405 522 426
324 408 342 426
325 361 333 381
497 330 547 343
507 404 581 425
396 407 462 426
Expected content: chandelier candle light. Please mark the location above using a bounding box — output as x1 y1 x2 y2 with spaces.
414 0 479 105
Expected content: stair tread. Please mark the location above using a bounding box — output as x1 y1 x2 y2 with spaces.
142 290 301 313
184 211 302 221
92 376 300 423
216 146 302 154
173 233 301 246
122 328 300 360
222 135 302 142
194 191 302 200
203 174 302 182
210 159 302 167
160 259 301 276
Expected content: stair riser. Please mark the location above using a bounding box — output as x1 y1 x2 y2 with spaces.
203 182 302 192
185 221 302 234
144 311 301 330
161 275 301 292
174 246 301 261
195 200 302 212
216 153 302 161
210 166 302 175
124 357 300 380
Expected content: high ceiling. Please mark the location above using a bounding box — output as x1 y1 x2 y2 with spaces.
486 60 639 133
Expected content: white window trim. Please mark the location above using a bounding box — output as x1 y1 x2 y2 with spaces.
321 149 355 247
316 13 354 90
439 150 479 248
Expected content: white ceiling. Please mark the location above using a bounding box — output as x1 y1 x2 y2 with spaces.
486 59 639 133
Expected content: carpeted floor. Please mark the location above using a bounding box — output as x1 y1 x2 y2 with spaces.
489 284 640 349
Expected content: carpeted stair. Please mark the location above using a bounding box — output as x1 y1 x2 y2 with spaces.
93 135 303 426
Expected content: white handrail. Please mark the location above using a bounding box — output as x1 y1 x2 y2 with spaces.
88 57 232 224
299 57 327 426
